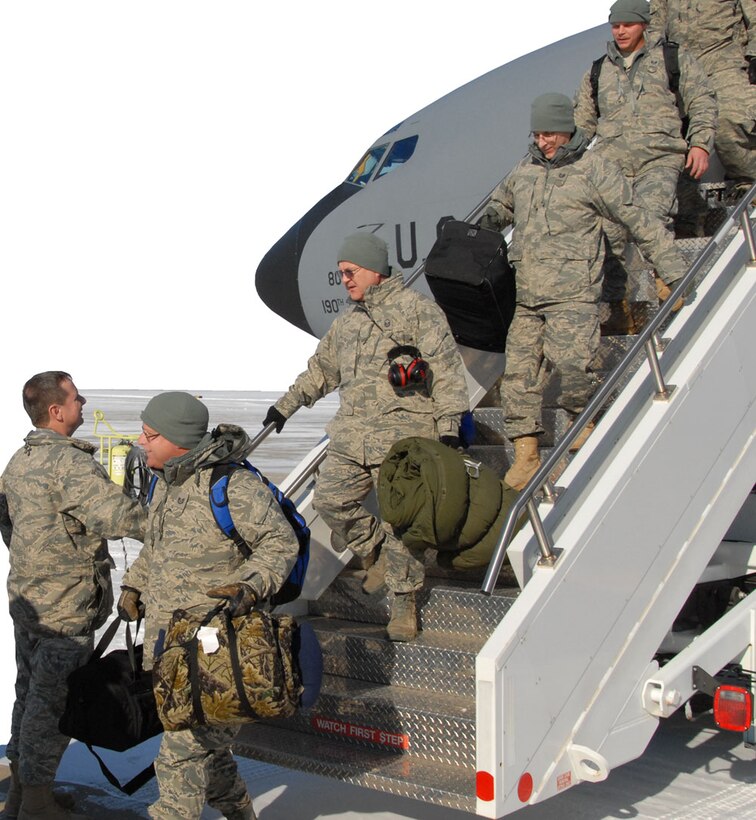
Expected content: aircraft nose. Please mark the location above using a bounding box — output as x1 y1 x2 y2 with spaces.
255 182 360 336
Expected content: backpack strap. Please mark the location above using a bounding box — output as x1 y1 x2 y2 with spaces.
662 40 689 137
590 54 606 119
146 474 159 505
209 462 252 559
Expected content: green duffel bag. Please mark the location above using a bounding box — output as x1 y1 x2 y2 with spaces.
378 436 520 569
378 436 469 551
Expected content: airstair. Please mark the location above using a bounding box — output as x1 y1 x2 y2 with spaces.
235 185 756 817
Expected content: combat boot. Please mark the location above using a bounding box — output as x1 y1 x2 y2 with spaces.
654 274 684 312
17 785 85 820
568 421 595 452
226 799 258 819
387 592 418 642
504 436 541 491
600 299 637 336
2 764 75 820
3 761 22 819
362 547 388 595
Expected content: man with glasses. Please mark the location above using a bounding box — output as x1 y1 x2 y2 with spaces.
0 371 145 819
263 232 468 642
479 92 687 491
118 391 299 820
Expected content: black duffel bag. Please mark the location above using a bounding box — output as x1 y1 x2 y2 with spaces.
424 220 516 352
59 617 162 794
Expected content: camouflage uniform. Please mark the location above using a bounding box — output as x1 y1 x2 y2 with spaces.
480 130 687 438
574 35 717 299
0 428 146 785
123 423 298 820
274 272 468 594
651 0 756 183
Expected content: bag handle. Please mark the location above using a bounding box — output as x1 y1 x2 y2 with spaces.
86 745 155 795
91 616 143 668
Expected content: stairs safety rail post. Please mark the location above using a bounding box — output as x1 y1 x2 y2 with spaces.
482 183 756 595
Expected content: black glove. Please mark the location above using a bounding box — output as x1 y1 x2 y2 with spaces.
207 582 257 617
749 57 756 85
477 210 500 232
263 406 286 433
440 435 462 450
117 587 144 622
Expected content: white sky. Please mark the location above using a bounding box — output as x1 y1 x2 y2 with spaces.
0 2 604 739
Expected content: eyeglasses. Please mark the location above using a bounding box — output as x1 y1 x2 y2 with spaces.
141 429 161 442
339 266 362 280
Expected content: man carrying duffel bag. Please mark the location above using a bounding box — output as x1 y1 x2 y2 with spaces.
118 392 301 820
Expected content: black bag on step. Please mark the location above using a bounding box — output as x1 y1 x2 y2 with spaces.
59 617 163 794
424 220 516 352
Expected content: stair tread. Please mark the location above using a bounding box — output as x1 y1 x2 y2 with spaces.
234 722 477 812
309 615 487 653
315 672 475 717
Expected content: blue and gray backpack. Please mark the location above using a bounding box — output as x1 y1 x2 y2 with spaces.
146 460 310 606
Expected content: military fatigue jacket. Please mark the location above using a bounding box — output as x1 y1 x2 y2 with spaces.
650 0 754 73
0 429 146 637
122 424 298 665
275 273 469 465
574 37 717 172
481 132 687 305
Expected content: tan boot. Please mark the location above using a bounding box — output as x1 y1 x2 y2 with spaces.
387 592 418 642
504 436 541 491
362 547 388 595
600 299 637 336
226 799 258 820
3 761 22 819
654 274 684 312
17 785 85 820
3 765 74 819
568 420 595 452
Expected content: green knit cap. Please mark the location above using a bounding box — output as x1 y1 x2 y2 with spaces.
609 0 651 24
141 391 209 449
530 93 575 134
337 232 390 277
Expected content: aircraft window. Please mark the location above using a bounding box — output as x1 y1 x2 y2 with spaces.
347 144 388 186
375 135 418 179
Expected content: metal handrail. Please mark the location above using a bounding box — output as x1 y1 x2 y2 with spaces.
481 183 756 594
250 422 329 501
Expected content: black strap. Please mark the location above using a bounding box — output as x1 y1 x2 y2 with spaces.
387 345 422 362
225 610 257 720
92 617 142 667
662 41 689 137
186 638 207 726
86 745 155 795
590 54 606 119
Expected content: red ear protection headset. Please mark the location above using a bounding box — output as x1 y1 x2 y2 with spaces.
387 345 429 387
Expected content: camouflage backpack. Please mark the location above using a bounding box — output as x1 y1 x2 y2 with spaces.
153 604 303 731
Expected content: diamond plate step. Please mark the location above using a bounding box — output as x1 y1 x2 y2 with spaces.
311 616 482 697
262 674 476 768
310 575 518 637
234 723 477 814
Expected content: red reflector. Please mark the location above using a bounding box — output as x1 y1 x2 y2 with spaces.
476 771 494 801
518 772 534 803
713 685 753 733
